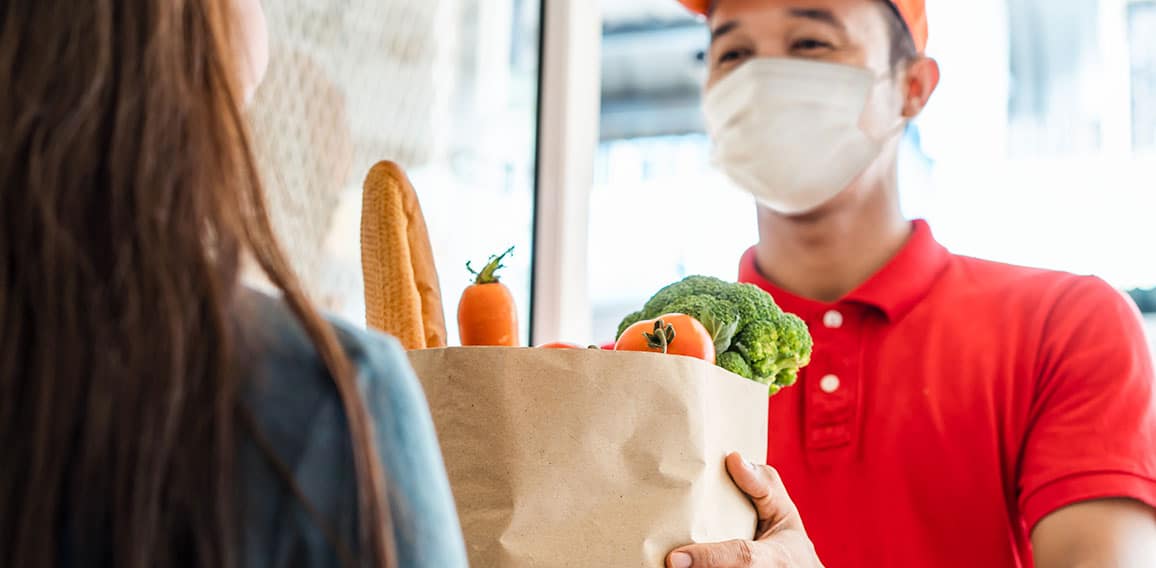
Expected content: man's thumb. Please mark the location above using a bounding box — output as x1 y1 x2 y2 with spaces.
725 452 796 525
667 540 756 568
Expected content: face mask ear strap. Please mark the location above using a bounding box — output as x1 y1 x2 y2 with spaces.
860 118 908 146
888 120 910 141
861 72 912 143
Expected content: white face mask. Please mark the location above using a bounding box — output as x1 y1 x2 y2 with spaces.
703 58 905 215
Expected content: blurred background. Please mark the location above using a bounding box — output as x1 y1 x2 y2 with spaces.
248 0 542 346
249 0 1156 349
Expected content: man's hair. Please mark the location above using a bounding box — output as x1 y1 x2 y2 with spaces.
878 0 918 68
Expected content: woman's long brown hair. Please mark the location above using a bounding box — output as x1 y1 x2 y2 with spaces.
0 0 396 566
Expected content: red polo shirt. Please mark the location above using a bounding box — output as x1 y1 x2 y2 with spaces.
738 220 1156 568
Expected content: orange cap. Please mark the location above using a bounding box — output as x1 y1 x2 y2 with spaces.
677 0 928 53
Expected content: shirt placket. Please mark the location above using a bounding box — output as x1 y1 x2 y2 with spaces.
804 305 861 467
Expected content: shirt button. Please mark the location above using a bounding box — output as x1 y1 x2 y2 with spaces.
820 374 841 394
823 310 844 329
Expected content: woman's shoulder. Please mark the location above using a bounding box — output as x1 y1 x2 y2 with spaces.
241 289 410 387
241 290 436 453
237 288 425 476
238 290 467 568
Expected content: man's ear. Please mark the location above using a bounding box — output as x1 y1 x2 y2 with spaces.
901 56 940 118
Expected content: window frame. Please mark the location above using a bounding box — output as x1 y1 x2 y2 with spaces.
529 0 602 345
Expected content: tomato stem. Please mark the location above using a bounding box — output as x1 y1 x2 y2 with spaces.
643 319 677 354
467 246 515 285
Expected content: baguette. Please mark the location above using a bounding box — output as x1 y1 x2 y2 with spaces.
360 161 446 349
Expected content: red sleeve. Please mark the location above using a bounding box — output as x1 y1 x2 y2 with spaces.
1018 276 1156 531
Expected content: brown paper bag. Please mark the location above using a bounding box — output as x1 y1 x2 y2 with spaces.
408 347 769 567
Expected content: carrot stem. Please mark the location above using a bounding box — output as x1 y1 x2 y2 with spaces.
466 246 515 285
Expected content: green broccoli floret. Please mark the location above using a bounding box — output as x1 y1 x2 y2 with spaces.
641 276 733 317
717 351 753 380
720 282 774 324
774 367 800 388
735 311 812 385
774 312 813 373
615 275 814 396
732 319 781 379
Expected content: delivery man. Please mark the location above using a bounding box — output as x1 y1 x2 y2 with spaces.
662 1 1156 567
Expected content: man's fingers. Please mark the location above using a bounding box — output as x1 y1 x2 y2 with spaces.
667 539 761 568
667 456 816 568
725 452 795 526
725 453 772 501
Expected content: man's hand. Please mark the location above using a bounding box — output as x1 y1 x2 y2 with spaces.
666 453 823 568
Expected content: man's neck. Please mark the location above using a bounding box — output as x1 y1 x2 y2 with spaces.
753 180 911 303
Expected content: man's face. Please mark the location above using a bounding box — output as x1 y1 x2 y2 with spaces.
704 0 936 211
705 0 896 89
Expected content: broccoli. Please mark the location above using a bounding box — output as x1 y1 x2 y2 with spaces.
717 351 753 380
617 276 813 395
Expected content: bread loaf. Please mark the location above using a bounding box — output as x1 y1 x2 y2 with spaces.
360 161 446 349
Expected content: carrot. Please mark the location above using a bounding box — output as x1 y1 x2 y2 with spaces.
458 247 519 346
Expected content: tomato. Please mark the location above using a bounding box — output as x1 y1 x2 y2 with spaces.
613 313 716 364
538 342 584 349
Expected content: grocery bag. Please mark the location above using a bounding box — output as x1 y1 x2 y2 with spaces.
408 347 769 567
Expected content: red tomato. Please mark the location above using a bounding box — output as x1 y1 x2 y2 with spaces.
613 313 716 364
537 342 584 349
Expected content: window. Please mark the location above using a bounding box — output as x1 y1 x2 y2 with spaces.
1005 0 1105 156
1131 1 1156 151
589 0 1156 345
249 0 542 344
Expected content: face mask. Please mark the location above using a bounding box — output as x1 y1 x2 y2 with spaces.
703 58 905 215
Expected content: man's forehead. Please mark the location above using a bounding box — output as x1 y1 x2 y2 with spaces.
709 0 866 19
711 6 850 42
707 0 878 34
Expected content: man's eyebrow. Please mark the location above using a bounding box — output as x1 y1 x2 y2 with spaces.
710 20 740 44
788 7 846 31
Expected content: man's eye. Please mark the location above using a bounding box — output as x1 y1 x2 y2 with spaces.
717 48 751 65
791 38 833 51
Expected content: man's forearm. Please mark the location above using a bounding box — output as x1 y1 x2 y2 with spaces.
1032 499 1156 568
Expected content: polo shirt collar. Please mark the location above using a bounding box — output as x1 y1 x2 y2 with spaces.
737 220 950 322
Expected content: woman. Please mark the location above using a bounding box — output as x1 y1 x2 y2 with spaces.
0 0 468 567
